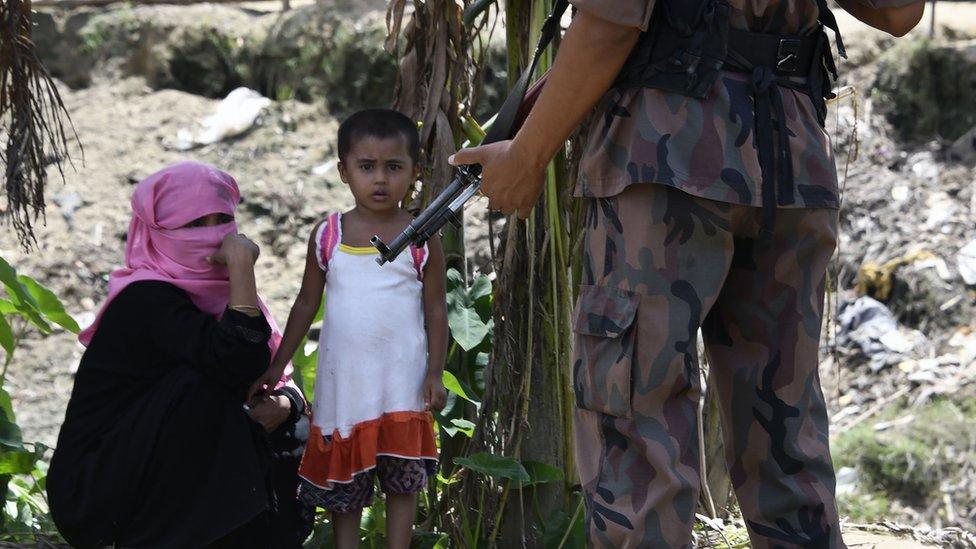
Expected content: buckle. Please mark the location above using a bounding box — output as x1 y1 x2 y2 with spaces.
776 38 801 73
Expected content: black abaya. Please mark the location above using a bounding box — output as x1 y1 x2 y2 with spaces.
48 281 277 548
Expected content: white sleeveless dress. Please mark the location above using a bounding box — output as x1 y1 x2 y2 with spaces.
298 212 438 487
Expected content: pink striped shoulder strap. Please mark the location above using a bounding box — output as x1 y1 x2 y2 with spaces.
316 212 341 273
409 243 427 281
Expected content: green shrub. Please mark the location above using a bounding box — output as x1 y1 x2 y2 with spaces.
872 38 976 142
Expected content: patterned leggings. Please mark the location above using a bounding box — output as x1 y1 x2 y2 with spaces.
298 456 438 514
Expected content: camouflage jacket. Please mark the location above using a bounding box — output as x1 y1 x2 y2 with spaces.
571 0 910 209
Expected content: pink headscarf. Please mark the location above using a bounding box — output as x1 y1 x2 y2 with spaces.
80 161 295 390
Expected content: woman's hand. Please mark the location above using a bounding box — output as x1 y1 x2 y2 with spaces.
246 393 291 432
449 140 547 220
423 373 447 412
207 233 260 266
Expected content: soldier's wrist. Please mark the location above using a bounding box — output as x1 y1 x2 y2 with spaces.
512 126 553 173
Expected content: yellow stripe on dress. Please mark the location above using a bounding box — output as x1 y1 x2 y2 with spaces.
338 243 378 255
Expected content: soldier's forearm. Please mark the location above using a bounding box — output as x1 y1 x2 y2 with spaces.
836 0 926 37
512 11 641 172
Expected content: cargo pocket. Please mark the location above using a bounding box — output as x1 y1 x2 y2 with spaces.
572 285 639 418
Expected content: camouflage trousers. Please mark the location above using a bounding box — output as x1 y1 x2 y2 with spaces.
572 184 843 548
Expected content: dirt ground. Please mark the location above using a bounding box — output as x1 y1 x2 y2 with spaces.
845 531 937 548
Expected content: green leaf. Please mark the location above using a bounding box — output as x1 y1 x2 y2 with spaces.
0 450 36 475
0 313 14 356
468 275 492 302
514 460 565 488
291 340 319 404
0 388 15 424
446 268 465 293
291 298 324 401
435 472 459 485
0 257 49 332
18 275 81 333
450 418 475 438
454 453 529 483
0 299 16 314
542 503 586 549
0 414 25 451
442 370 475 404
448 306 490 351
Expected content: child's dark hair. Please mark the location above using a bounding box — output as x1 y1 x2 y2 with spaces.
337 109 421 164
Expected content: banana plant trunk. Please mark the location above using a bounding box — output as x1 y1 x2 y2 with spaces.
490 0 577 543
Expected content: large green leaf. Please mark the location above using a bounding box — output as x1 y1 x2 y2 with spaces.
447 306 490 351
454 453 529 483
0 299 16 314
514 460 564 488
18 275 80 334
0 313 14 357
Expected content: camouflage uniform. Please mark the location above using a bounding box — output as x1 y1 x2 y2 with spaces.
569 0 864 546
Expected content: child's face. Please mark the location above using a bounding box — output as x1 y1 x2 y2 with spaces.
339 135 419 214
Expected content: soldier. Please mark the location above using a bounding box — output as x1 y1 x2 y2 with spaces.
450 0 925 547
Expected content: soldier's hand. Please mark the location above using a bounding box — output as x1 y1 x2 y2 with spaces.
449 140 547 220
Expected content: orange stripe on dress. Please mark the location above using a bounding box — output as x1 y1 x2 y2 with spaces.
298 411 438 487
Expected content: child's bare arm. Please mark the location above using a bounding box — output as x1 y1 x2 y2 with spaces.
422 234 448 411
247 222 326 400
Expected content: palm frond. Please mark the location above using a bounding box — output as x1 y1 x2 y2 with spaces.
0 0 80 249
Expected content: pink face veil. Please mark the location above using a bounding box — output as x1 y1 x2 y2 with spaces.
79 161 296 391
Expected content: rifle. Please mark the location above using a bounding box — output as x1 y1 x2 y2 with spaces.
371 0 568 265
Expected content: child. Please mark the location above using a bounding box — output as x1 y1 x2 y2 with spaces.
252 109 447 548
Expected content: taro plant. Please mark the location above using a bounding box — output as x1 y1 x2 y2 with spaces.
0 255 79 541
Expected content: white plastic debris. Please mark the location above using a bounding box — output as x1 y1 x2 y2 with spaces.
925 192 957 229
909 151 940 184
837 296 918 371
890 184 910 202
312 159 337 176
835 466 860 496
958 239 976 286
176 87 271 150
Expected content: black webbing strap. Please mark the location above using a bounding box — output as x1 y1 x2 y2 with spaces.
480 0 569 145
722 0 846 238
814 0 847 59
749 66 795 238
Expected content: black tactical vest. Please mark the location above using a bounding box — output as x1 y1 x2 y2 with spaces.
612 0 847 236
614 0 846 124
